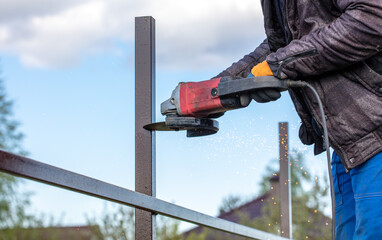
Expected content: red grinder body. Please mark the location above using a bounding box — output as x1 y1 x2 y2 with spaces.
160 76 244 118
154 76 288 137
179 78 226 117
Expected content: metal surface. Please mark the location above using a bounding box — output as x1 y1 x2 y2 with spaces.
143 122 172 131
144 116 219 137
135 16 156 240
279 122 291 238
166 116 219 137
160 84 180 116
0 150 288 240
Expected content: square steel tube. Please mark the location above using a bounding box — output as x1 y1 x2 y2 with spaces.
135 16 156 240
279 122 291 238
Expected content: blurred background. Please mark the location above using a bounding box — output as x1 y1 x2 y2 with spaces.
0 0 330 239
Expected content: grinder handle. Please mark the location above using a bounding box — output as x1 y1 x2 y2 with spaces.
217 76 288 97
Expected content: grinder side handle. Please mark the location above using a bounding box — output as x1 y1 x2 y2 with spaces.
217 76 288 97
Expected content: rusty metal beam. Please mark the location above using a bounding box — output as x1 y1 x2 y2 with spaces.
279 122 291 238
135 16 156 240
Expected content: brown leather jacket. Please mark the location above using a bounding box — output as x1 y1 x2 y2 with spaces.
217 0 382 169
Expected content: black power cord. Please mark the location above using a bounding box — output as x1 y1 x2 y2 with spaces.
287 80 335 240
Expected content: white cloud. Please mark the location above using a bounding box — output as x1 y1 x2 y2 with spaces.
0 1 118 68
0 0 90 22
0 0 266 70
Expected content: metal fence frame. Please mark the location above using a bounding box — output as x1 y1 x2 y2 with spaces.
0 16 291 240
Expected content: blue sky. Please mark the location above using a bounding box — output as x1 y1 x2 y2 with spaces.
0 0 329 229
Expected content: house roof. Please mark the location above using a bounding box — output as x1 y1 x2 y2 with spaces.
183 191 274 237
2 225 100 240
218 192 270 222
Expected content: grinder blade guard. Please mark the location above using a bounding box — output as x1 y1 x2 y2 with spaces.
143 115 219 137
166 115 219 137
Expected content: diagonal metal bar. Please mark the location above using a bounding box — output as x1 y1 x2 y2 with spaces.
0 150 289 240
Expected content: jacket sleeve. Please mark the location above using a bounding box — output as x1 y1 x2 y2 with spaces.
215 39 270 78
266 0 382 79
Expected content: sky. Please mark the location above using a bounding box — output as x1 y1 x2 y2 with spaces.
0 0 329 230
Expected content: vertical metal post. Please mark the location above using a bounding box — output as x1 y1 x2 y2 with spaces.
135 16 156 240
279 122 291 239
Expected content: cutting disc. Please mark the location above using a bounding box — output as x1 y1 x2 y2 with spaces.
143 122 176 131
143 116 219 137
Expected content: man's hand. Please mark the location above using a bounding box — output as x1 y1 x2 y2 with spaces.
249 60 281 103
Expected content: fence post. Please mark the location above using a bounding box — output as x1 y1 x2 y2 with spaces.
279 122 291 238
135 16 156 240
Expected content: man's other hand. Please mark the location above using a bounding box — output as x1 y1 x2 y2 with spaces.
248 60 281 103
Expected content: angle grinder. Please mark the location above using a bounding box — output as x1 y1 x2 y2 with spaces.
144 76 289 137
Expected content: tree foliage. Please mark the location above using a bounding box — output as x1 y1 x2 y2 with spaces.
218 195 245 214
187 150 331 240
87 204 184 240
0 79 26 155
0 68 49 239
252 150 331 239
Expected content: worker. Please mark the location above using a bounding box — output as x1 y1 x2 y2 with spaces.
215 0 382 239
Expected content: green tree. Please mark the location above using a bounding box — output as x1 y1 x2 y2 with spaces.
87 204 184 240
218 195 245 214
252 150 331 239
186 151 331 240
156 215 183 240
0 69 53 239
87 205 134 240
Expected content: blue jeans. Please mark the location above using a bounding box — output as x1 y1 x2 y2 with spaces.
332 151 382 240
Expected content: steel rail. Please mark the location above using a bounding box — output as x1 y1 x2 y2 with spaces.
0 150 288 240
135 16 156 240
279 122 291 238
